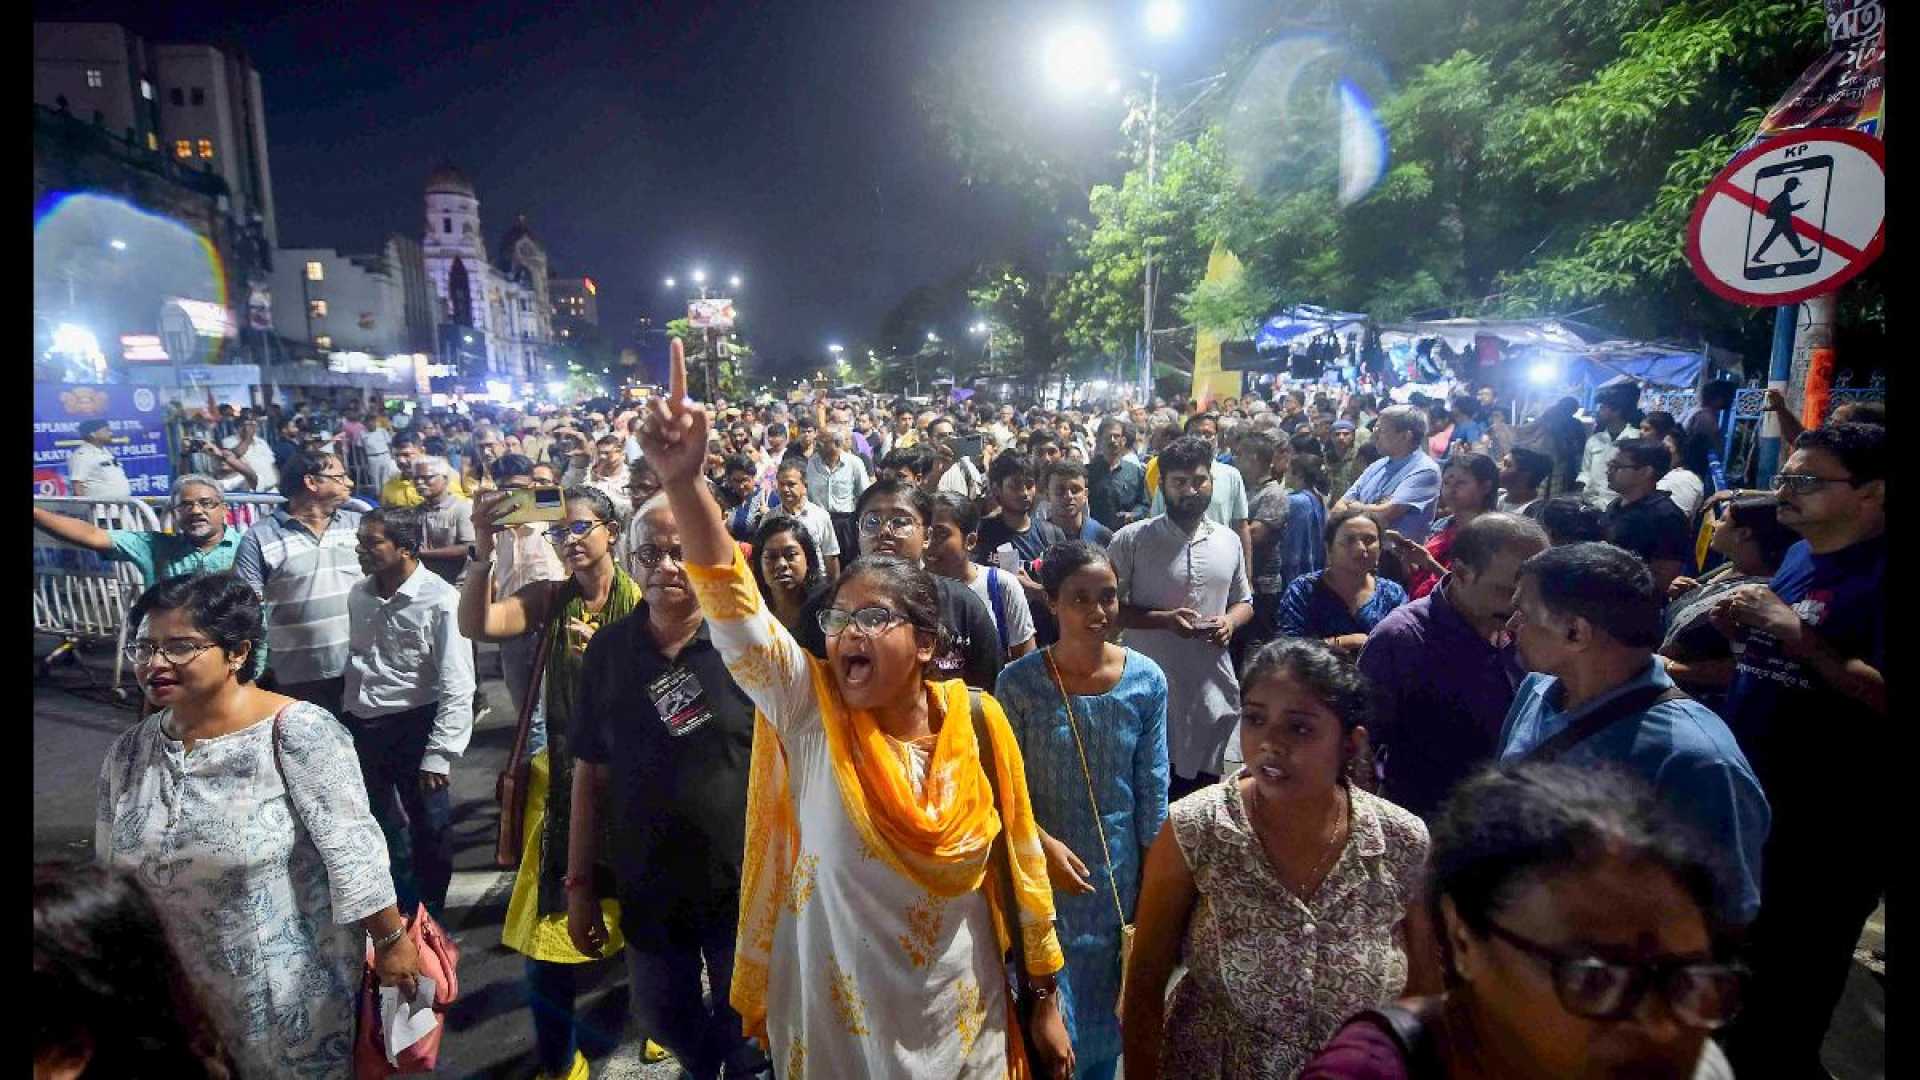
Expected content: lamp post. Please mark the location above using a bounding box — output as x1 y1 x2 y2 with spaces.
665 268 742 399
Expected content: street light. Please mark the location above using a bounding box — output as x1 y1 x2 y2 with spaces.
1041 24 1111 95
1144 1 1183 37
109 238 127 251
663 277 677 288
827 343 844 354
926 331 940 343
729 274 742 289
691 269 707 285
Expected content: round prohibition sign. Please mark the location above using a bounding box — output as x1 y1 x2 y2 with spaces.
1686 128 1884 306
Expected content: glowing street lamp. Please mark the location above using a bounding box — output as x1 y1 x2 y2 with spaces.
1041 24 1111 96
729 274 742 289
691 269 707 285
1144 1 1183 38
663 277 677 288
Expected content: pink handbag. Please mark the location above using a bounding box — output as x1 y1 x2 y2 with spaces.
353 904 461 1078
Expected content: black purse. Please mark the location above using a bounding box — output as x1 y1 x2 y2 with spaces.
967 690 1046 1072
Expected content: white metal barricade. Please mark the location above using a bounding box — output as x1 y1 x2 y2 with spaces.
141 493 372 533
32 496 164 695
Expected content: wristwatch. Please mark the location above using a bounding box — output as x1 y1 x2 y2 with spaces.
467 543 481 562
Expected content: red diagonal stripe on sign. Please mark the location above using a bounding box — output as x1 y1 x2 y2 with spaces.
1707 174 1866 263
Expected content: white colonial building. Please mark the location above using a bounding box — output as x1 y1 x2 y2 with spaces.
421 164 552 386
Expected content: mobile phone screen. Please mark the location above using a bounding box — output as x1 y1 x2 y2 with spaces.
1744 155 1833 280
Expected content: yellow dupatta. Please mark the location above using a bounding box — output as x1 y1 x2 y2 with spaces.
684 548 1062 1049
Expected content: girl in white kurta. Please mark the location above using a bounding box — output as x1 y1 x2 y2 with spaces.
643 340 1076 1079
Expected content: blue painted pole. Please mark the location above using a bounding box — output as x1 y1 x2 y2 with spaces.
1753 304 1798 485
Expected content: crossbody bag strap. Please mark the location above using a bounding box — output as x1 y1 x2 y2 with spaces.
504 615 560 773
1042 648 1129 931
987 568 1010 655
1353 1001 1445 1079
1524 684 1691 763
969 690 1029 983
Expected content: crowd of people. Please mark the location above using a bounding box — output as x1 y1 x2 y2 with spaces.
35 350 1885 1080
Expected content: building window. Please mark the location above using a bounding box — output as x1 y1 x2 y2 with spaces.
197 138 214 159
169 87 184 106
145 132 158 151
309 300 328 319
191 87 205 106
442 217 451 235
86 69 103 88
305 261 324 282
141 79 153 100
174 140 192 159
314 335 332 349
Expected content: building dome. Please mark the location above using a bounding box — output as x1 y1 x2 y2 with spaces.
425 163 476 197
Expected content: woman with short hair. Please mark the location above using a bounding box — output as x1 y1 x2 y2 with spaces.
1301 762 1743 1079
95 573 419 1078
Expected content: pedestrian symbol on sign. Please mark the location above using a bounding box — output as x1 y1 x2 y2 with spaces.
1744 156 1832 280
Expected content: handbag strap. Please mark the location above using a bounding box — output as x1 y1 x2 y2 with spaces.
1042 648 1129 932
504 616 559 774
968 690 1028 986
1524 684 1690 763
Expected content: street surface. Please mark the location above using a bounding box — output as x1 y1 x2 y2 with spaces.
34 643 1883 1079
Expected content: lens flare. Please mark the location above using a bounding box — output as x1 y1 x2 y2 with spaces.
35 191 229 377
1220 33 1391 206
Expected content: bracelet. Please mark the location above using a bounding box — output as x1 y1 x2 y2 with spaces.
1026 980 1058 1001
370 924 407 952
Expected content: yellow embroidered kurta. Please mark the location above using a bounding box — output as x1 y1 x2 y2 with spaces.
686 547 1064 1079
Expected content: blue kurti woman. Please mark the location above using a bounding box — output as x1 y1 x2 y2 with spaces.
996 540 1170 1080
1277 509 1408 657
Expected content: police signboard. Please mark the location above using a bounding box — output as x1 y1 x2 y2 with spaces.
1685 128 1884 306
32 383 174 497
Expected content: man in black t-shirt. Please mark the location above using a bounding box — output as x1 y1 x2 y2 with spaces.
1600 438 1692 592
569 496 766 1080
793 478 1004 688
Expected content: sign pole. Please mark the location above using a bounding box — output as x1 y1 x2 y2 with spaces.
1791 292 1838 428
1753 304 1798 484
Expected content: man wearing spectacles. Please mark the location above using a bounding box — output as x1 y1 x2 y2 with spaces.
567 495 770 1080
1497 541 1769 931
1715 422 1886 1077
32 474 241 584
232 450 365 715
1599 438 1693 593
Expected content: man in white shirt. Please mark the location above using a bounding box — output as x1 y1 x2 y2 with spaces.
927 415 985 499
343 506 475 920
1577 384 1640 507
805 424 871 559
66 419 131 498
221 417 280 492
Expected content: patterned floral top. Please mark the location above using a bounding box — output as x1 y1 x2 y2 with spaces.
1164 774 1429 1080
95 703 396 1080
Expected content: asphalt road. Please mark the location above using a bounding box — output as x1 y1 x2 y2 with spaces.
34 644 1885 1079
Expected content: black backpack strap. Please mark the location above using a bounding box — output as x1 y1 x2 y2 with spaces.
1524 684 1691 763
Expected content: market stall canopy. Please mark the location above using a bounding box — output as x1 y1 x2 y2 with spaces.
1378 317 1609 353
1254 305 1369 352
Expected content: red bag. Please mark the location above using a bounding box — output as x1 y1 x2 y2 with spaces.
353 904 462 1078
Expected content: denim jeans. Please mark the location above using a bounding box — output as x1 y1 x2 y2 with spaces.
623 907 766 1080
342 703 452 918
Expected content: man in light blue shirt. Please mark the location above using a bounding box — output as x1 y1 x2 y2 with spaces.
1336 403 1444 539
1498 541 1769 926
32 473 241 584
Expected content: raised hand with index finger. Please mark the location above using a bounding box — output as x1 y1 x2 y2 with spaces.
638 337 711 490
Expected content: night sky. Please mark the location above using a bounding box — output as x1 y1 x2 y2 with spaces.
35 0 1171 371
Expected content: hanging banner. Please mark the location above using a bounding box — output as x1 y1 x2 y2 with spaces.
687 298 735 330
1755 0 1884 140
33 383 174 496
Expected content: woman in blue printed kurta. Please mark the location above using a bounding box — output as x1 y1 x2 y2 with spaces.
1277 510 1408 656
996 540 1170 1080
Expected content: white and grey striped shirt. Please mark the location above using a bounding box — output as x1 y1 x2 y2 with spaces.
232 508 365 685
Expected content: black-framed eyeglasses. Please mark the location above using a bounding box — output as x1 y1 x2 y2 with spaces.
858 511 921 538
125 638 218 667
1770 472 1856 495
631 543 685 569
817 605 909 639
174 497 225 513
546 520 608 544
1481 920 1746 1029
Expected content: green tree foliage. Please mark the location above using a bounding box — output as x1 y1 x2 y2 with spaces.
921 0 1860 376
